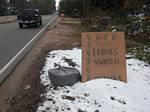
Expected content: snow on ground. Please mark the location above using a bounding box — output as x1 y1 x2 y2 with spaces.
37 48 150 112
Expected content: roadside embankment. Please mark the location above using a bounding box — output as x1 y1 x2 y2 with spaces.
0 16 16 24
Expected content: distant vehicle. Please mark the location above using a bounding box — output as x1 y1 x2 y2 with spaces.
138 14 150 21
71 9 80 18
138 14 144 18
17 9 42 28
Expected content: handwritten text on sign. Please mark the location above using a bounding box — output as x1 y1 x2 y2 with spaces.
82 32 127 82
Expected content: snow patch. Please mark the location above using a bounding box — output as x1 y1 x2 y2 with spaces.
37 48 150 112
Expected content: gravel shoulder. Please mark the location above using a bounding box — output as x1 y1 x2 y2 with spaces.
0 17 81 112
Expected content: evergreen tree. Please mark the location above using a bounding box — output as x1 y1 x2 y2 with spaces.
0 0 7 15
29 0 55 14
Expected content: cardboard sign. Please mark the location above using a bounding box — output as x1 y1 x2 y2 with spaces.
82 32 127 82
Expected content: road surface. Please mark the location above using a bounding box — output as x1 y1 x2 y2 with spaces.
0 14 56 70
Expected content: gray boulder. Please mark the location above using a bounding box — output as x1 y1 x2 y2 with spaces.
48 66 81 86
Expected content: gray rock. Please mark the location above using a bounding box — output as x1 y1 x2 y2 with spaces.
48 66 81 86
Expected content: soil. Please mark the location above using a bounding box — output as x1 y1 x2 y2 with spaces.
0 17 81 112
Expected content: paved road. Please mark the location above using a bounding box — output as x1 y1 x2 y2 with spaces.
0 14 56 70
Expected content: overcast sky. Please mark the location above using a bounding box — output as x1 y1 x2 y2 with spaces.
56 0 60 9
